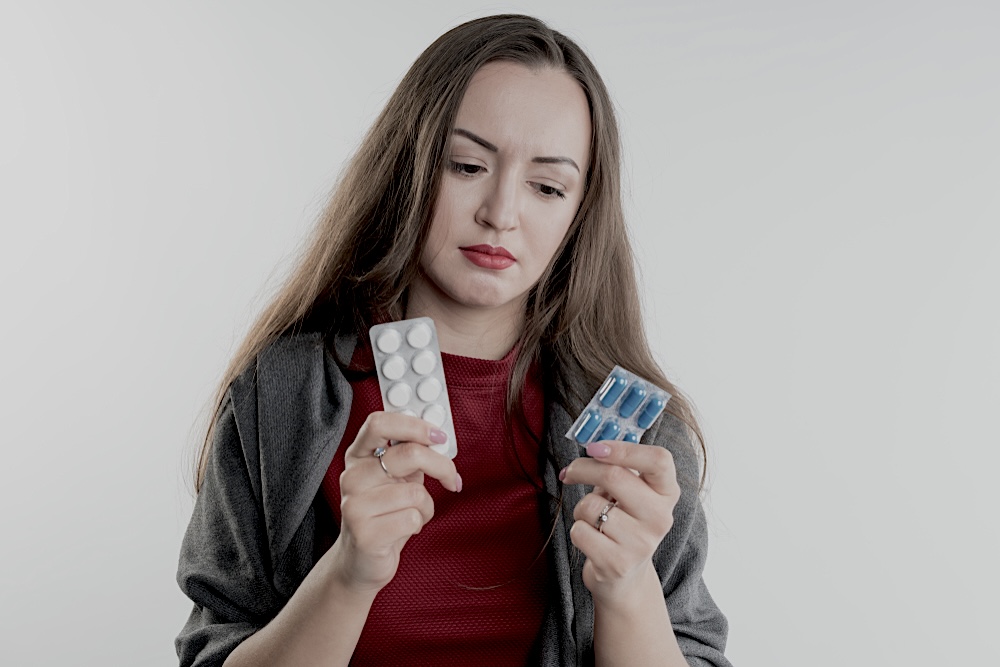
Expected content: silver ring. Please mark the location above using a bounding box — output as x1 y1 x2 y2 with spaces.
373 446 393 478
595 500 617 533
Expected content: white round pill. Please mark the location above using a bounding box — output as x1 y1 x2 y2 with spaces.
416 377 442 402
422 403 446 427
411 349 436 375
376 329 402 354
386 382 411 407
406 322 432 349
382 355 406 380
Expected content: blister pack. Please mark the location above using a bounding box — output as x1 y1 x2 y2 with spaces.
369 317 457 459
565 365 672 446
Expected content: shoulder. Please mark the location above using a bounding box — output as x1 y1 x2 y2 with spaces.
224 329 357 480
231 330 334 396
228 329 356 426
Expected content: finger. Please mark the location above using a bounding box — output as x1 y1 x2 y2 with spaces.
581 440 680 496
561 454 680 526
340 461 424 494
575 464 677 541
342 481 435 526
344 413 461 492
572 491 616 527
346 411 451 458
569 516 628 574
572 492 648 547
352 506 429 547
561 457 660 520
368 442 461 492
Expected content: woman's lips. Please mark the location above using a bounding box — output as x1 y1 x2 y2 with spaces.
459 244 516 270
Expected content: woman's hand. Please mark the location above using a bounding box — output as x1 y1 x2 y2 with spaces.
325 412 462 597
560 440 681 609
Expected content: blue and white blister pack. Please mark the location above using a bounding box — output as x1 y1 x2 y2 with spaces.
566 365 672 446
369 317 457 459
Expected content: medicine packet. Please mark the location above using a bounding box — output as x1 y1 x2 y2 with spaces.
369 317 457 459
565 365 672 446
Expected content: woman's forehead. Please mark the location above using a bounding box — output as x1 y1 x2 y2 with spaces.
452 61 591 166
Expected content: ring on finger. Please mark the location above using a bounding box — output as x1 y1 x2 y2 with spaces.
373 446 393 478
595 500 618 533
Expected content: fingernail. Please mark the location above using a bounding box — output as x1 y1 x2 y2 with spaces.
429 428 447 444
587 442 612 458
559 466 567 482
455 473 463 493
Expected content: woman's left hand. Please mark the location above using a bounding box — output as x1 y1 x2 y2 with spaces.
560 439 681 608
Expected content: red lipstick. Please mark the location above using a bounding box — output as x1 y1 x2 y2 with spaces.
459 244 516 270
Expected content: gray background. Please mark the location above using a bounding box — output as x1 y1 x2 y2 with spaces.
1 0 997 664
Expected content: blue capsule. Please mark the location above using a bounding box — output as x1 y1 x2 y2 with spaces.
598 374 628 407
617 385 647 418
636 395 667 428
622 431 639 444
573 410 602 443
595 421 620 442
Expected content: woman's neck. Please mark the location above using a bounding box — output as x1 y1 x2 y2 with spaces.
405 287 524 360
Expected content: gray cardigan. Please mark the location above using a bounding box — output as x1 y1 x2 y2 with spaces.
175 331 732 666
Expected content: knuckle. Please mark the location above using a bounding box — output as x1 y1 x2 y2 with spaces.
581 494 605 518
404 483 426 506
652 446 673 469
362 411 390 437
358 412 376 435
652 508 674 535
340 495 357 519
604 465 631 487
339 469 359 495
407 508 424 532
393 442 417 464
569 518 592 543
640 531 660 555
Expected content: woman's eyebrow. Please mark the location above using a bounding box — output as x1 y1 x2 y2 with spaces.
452 128 580 173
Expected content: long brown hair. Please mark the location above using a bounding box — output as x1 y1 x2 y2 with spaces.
193 14 709 493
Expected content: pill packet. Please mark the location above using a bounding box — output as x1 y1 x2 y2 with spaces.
369 317 457 459
565 365 672 447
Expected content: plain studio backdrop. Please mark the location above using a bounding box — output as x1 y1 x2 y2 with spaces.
1 0 997 665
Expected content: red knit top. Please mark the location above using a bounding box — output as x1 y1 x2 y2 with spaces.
320 341 549 666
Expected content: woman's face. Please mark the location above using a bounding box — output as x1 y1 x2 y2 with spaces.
414 60 592 323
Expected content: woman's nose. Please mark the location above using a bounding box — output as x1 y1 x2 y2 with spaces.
475 173 519 231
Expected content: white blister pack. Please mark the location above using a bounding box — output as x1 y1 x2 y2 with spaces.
565 365 672 447
369 317 457 459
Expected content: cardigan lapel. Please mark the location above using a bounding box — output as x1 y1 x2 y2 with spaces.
543 398 590 665
254 331 357 573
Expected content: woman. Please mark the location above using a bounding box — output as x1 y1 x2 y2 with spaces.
176 14 731 667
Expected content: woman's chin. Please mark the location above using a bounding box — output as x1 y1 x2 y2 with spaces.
411 270 529 315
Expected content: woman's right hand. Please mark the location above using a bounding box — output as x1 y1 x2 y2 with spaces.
324 412 462 596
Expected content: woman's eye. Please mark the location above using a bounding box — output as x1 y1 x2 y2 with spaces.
449 161 483 176
534 183 567 200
